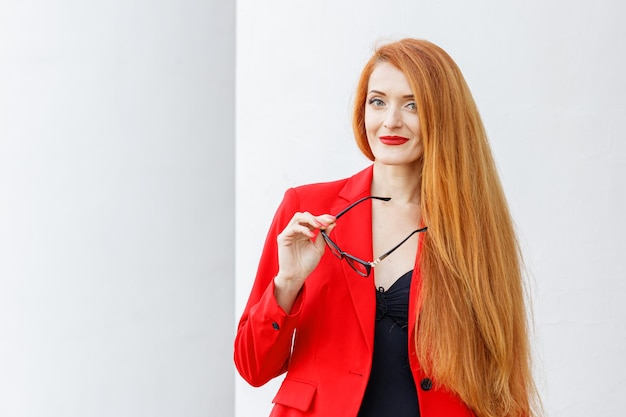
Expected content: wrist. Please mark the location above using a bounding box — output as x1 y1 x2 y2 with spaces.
273 274 304 314
274 273 304 293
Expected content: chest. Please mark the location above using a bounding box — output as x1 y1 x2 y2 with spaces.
371 202 421 291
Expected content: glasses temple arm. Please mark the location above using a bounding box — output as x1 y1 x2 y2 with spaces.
371 226 428 266
334 196 391 219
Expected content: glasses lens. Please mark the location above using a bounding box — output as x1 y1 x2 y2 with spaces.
345 257 370 277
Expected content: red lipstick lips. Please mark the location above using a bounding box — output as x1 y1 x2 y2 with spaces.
379 135 409 145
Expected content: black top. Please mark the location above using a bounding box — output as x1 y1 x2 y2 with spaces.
357 270 420 417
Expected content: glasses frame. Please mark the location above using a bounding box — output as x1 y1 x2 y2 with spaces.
320 196 428 277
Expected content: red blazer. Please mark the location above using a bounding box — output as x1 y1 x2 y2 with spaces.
235 165 474 417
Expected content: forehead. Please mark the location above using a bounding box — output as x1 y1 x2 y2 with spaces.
367 62 412 94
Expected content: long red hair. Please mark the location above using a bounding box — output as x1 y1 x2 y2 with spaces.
353 39 540 417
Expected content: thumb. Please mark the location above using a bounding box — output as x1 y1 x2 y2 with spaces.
313 222 336 253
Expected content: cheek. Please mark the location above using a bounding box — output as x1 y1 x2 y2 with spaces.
364 110 380 136
364 110 372 130
407 114 420 134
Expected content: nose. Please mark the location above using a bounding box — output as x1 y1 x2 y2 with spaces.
383 106 402 129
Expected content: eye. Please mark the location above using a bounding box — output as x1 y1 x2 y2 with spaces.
406 102 417 111
368 98 385 107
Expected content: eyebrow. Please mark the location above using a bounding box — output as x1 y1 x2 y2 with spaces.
368 90 414 99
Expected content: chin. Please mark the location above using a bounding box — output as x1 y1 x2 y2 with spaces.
373 157 422 169
372 150 421 164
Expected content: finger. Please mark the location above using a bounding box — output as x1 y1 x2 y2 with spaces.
313 224 335 253
281 224 316 241
323 222 337 234
312 214 337 230
289 211 321 230
291 224 316 239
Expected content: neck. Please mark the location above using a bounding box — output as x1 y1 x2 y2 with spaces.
371 161 422 205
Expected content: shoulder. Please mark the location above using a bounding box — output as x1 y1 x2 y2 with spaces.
283 165 373 211
291 177 349 197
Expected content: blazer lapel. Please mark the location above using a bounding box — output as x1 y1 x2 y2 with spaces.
328 166 376 353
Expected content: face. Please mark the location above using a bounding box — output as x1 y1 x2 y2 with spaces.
365 62 422 167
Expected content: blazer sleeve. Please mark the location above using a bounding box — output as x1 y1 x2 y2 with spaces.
234 188 307 387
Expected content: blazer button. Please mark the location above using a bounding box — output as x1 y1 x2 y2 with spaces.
420 378 433 391
272 322 280 330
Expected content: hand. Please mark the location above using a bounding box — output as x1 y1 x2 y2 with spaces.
275 211 336 287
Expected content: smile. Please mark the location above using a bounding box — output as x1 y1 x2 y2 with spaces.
379 136 409 145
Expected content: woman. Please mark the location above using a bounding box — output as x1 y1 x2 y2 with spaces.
234 38 540 417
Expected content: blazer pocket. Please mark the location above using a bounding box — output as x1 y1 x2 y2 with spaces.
272 377 317 412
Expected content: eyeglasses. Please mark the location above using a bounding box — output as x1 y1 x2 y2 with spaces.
320 196 428 277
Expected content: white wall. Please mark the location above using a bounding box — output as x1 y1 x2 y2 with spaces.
2 1 624 415
236 1 626 417
0 1 234 416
